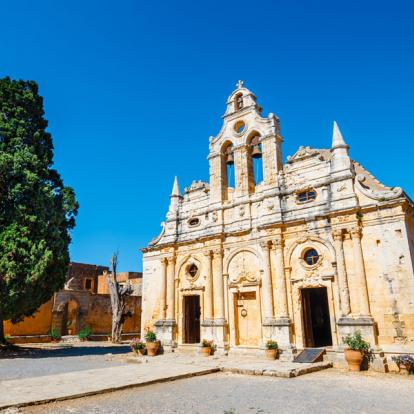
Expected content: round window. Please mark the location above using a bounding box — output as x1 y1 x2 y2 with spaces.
234 120 245 134
188 218 200 227
187 264 198 278
303 248 319 266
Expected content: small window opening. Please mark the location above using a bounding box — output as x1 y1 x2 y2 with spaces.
297 190 316 203
188 218 200 227
303 248 320 266
188 264 198 278
234 120 245 134
235 93 244 111
85 279 92 290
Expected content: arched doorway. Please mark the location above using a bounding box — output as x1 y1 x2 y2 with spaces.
62 299 80 335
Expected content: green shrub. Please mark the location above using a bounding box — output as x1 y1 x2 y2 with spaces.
265 340 278 350
144 329 157 342
49 326 61 341
78 326 92 341
342 330 370 352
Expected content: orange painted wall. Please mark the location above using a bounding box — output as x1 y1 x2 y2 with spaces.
83 294 141 334
4 298 54 336
5 293 141 340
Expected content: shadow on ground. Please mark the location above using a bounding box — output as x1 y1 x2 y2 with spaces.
0 345 130 360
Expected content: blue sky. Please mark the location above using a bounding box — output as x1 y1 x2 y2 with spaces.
1 1 413 271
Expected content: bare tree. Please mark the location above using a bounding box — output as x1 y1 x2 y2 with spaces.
106 252 133 343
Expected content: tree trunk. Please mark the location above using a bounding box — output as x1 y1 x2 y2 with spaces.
0 316 7 346
106 253 133 343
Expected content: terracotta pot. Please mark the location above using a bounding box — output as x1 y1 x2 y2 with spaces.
67 329 73 335
146 341 159 356
200 347 211 357
139 348 146 356
399 364 410 375
265 349 278 360
344 349 364 371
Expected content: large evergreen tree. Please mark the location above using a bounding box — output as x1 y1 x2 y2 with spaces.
0 77 78 344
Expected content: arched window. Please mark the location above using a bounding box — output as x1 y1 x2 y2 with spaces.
248 134 263 189
234 93 243 111
222 142 235 200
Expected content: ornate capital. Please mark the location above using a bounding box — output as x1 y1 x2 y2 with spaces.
260 241 271 250
272 236 285 250
167 256 176 265
332 229 344 241
203 250 213 259
349 227 362 239
212 248 222 258
161 257 168 266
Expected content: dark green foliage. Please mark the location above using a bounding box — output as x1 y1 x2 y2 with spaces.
0 77 78 342
144 329 157 342
265 340 278 350
49 326 61 341
342 330 370 352
78 326 92 341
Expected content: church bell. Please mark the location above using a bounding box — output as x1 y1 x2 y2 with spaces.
226 151 234 165
251 144 262 158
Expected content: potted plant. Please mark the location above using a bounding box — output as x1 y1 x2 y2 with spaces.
200 339 214 356
49 326 61 342
392 355 414 375
78 326 92 342
342 330 370 371
131 338 146 355
265 340 279 360
144 329 159 356
67 320 73 335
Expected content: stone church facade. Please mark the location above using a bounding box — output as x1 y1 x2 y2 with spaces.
141 82 414 360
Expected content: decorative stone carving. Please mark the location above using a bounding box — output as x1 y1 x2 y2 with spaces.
286 146 321 164
355 173 403 200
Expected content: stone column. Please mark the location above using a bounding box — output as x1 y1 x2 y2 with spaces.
234 146 250 197
203 251 213 321
332 229 351 316
159 258 167 320
260 241 274 321
350 227 371 317
336 227 376 348
166 256 176 321
273 236 289 319
155 255 176 349
271 236 292 353
213 248 225 321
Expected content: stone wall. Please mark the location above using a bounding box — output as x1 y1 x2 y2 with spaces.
5 290 141 342
4 299 54 338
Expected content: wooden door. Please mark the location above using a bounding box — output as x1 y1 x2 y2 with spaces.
234 291 260 347
183 295 200 343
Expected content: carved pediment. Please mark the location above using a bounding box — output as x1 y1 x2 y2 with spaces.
149 222 166 246
287 146 322 164
230 270 258 285
184 180 210 194
356 174 403 201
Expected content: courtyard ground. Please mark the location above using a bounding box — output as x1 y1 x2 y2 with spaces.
0 342 130 380
0 343 413 414
7 370 414 414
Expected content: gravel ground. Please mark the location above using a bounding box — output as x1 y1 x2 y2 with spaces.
0 344 130 380
13 370 414 414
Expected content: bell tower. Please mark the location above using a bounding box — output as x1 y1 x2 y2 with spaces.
208 81 283 205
